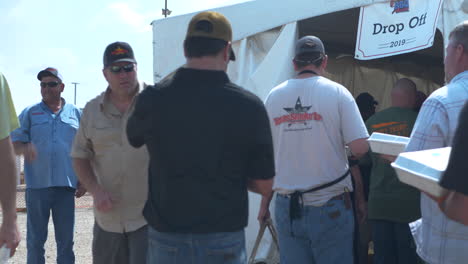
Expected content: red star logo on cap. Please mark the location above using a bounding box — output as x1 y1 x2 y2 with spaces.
111 47 128 55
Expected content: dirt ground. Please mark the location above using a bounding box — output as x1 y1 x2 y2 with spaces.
0 193 95 264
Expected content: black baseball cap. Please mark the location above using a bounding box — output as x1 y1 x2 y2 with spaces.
103 42 137 67
295 36 326 57
37 67 63 81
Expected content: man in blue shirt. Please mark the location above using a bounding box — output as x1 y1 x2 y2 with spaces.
11 67 83 264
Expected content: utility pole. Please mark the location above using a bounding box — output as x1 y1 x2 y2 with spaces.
71 82 79 105
162 0 172 17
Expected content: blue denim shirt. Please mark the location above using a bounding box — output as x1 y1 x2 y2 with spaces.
11 100 81 189
405 71 468 264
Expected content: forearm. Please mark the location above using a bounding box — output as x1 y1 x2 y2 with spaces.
0 137 18 222
248 178 273 197
260 190 274 208
72 158 99 194
12 141 28 155
350 166 365 200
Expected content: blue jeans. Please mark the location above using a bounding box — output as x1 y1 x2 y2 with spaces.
275 193 354 264
146 226 246 264
26 187 75 264
371 220 418 264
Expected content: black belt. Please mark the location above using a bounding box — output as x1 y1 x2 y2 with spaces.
289 169 351 220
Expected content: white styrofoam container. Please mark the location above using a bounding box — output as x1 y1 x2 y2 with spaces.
367 132 410 156
391 147 451 197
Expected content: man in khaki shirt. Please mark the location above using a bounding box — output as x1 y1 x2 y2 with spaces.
71 42 149 264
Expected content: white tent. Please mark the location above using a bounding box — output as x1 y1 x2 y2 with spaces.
151 0 468 259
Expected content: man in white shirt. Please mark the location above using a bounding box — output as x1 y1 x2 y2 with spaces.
264 36 369 264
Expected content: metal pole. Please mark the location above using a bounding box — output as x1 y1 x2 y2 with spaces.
72 82 79 105
162 0 171 17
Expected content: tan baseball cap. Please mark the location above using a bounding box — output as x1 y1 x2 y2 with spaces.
186 11 235 60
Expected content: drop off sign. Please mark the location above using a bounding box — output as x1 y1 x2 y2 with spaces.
355 0 443 60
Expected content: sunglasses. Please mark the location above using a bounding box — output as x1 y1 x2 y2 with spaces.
40 81 60 88
109 64 135 73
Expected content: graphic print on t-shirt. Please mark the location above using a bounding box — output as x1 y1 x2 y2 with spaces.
273 97 322 132
371 121 409 136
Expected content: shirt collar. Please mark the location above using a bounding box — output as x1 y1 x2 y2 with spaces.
40 98 66 114
450 70 468 84
99 82 145 113
173 67 230 87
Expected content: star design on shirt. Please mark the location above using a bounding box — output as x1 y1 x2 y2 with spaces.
283 97 312 126
283 97 312 114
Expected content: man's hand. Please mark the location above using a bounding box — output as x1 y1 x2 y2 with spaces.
257 192 273 224
441 191 468 226
92 186 115 212
23 143 37 162
421 190 449 207
0 219 20 257
75 182 87 198
257 204 271 224
379 154 397 164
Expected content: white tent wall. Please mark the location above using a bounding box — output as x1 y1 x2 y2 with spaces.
152 0 387 82
439 0 468 44
152 0 468 105
227 22 298 101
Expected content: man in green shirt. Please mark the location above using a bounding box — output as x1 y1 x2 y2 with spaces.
0 72 20 258
365 78 420 264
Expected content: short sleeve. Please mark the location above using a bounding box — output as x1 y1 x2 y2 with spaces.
0 73 19 140
10 107 31 143
70 103 93 159
247 100 275 180
127 87 156 148
440 102 468 195
405 97 448 152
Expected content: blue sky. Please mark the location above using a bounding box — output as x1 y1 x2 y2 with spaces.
1 0 248 111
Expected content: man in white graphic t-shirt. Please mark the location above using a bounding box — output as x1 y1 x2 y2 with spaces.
264 36 369 264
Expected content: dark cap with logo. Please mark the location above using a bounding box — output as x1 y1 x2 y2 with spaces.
103 42 137 67
186 11 235 60
295 36 326 57
37 67 63 81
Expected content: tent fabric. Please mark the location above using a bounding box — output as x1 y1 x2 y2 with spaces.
152 0 387 82
227 22 440 109
439 0 467 44
325 57 440 110
227 22 297 101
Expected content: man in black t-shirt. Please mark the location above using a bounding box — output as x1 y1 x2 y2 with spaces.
126 11 275 264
